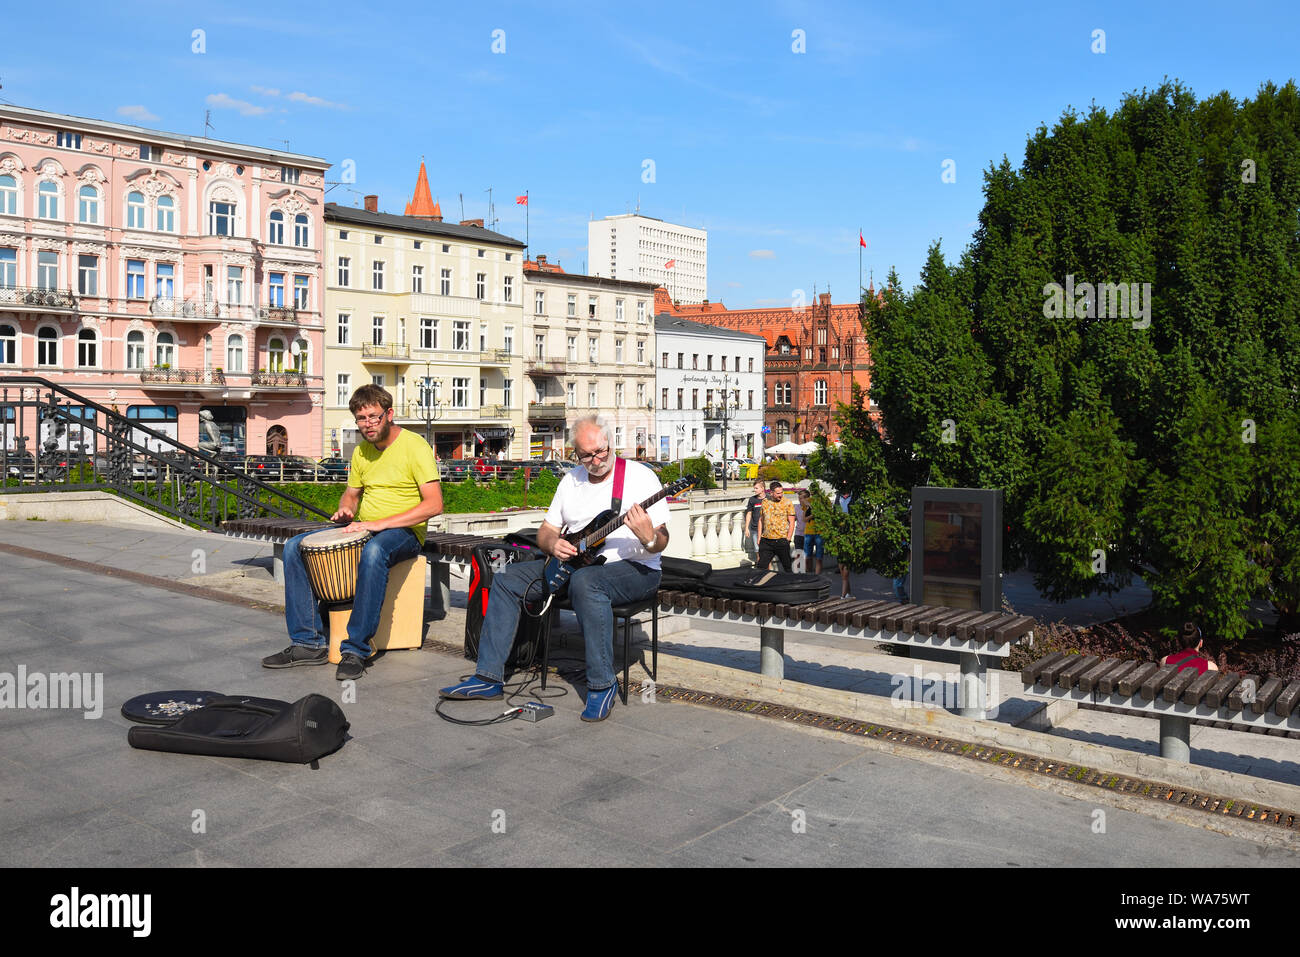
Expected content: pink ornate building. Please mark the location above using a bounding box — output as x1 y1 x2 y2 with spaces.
0 105 329 456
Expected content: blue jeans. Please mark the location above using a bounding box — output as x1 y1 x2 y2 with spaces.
473 559 661 691
284 527 423 660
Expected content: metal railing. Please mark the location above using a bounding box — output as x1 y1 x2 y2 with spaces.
0 376 330 531
362 343 411 360
250 370 307 387
0 286 77 309
139 367 227 386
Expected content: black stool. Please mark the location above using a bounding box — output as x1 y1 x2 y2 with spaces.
538 595 659 704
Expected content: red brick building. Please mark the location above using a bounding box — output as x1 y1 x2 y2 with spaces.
654 288 872 445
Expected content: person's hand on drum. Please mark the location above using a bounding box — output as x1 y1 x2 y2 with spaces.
342 520 381 535
331 504 355 523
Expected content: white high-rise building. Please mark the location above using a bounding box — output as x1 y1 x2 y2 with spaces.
588 214 707 305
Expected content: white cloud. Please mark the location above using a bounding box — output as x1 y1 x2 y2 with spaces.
116 105 160 123
748 249 776 259
206 93 273 117
250 85 282 97
287 91 349 110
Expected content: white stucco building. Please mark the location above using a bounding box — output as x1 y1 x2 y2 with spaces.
588 213 706 305
654 314 764 463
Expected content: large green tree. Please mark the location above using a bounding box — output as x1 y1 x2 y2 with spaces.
821 80 1300 640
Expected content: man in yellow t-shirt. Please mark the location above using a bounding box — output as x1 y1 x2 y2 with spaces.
262 384 443 680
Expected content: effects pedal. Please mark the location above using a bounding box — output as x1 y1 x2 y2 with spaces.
517 701 554 722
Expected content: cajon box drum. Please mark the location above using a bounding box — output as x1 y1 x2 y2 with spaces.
327 555 425 663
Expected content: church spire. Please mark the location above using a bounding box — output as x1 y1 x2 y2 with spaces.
405 158 439 219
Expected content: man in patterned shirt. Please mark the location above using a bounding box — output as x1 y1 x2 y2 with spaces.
755 480 796 572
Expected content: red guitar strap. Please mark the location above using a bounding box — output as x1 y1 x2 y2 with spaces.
610 457 626 513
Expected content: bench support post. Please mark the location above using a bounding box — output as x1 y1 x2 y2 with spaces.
272 542 285 585
958 653 988 720
427 559 450 621
759 626 785 679
1158 714 1191 763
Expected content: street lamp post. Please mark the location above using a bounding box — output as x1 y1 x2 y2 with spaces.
718 371 740 492
422 361 444 450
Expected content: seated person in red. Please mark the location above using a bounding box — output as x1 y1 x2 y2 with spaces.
1160 622 1219 674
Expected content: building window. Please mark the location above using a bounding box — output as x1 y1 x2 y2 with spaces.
477 248 485 258
419 317 435 349
411 264 424 294
637 340 645 362
337 373 351 406
814 380 828 405
637 300 646 323
293 276 309 310
267 338 285 373
37 327 59 366
677 353 683 369
372 260 384 290
440 268 451 295
226 266 243 304
124 259 144 299
453 320 470 351
293 214 309 247
57 132 82 149
292 338 308 374
77 255 98 296
503 326 514 354
0 249 12 288
480 324 488 351
748 357 755 372
338 230 349 240
208 201 234 236
372 316 384 346
0 323 16 364
225 334 244 372
77 329 97 367
78 185 99 224
692 389 699 409
535 291 545 315
615 425 624 451
776 420 790 442
502 377 514 408
676 388 683 409
126 191 146 229
337 313 350 346
269 273 285 307
707 355 713 371
126 330 145 369
748 390 754 410
281 166 300 184
588 296 597 318
156 195 175 232
567 294 576 317
0 175 17 215
38 182 59 220
588 337 598 363
480 377 487 407
268 210 284 244
37 251 58 290
337 257 350 286
615 299 624 321
566 381 576 406
534 333 545 358
615 382 624 406
374 235 383 245
567 336 577 361
156 263 175 300
692 354 699 370
662 352 668 367
588 383 597 408
637 382 646 406
661 387 668 409
452 378 469 408
503 275 513 303
156 331 176 368
615 338 624 362
475 273 486 300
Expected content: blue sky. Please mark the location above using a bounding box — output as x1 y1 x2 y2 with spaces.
2 1 1296 307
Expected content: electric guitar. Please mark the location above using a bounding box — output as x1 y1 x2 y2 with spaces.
537 477 694 613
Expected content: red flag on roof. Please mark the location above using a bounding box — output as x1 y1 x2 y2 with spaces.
859 231 866 248
515 195 528 205
664 259 676 269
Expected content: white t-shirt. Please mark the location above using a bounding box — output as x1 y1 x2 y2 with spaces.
544 459 671 569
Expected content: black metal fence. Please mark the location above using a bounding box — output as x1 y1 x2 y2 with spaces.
0 376 331 531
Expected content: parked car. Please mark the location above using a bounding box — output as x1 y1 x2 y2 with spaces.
279 455 330 481
471 458 500 481
317 456 351 480
443 459 474 482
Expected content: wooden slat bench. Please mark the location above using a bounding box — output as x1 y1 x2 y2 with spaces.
656 590 1036 719
1021 652 1300 762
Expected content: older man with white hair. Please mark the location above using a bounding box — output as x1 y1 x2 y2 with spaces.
441 415 669 722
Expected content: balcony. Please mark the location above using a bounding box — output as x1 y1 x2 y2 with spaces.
409 293 479 318
250 370 308 389
480 349 513 367
0 285 77 312
528 402 566 422
257 305 301 326
150 297 222 320
138 367 227 390
361 343 412 362
525 356 567 376
702 404 731 422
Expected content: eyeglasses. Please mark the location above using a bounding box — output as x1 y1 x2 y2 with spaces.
354 413 386 425
574 445 610 464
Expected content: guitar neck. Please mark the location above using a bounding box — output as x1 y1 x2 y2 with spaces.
590 485 675 543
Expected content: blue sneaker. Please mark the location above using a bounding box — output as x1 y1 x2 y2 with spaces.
439 676 504 700
580 682 619 722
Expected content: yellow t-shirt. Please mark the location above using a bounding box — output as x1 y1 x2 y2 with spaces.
348 428 439 544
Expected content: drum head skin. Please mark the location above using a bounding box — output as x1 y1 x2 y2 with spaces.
301 526 373 549
121 690 223 726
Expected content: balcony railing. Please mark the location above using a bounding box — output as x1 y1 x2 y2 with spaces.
525 356 567 375
258 305 300 323
481 349 513 365
138 367 227 387
361 343 412 360
0 286 77 310
250 370 307 388
528 402 566 421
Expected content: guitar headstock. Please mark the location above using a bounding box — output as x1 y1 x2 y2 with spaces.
668 478 694 496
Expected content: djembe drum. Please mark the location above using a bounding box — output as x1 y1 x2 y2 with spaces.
299 526 372 606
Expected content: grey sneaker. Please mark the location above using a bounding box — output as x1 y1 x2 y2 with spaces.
261 644 328 669
336 653 365 681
